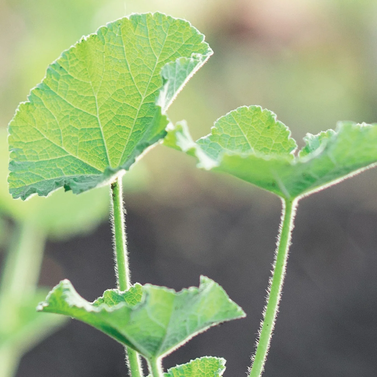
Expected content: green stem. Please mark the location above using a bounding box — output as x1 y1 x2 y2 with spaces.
0 221 45 323
0 220 46 377
249 198 297 377
111 176 131 290
148 357 163 377
110 176 143 377
0 346 19 377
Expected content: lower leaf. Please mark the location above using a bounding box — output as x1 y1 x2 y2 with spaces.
38 277 245 359
155 357 226 377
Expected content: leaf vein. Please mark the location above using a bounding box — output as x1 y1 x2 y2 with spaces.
116 21 171 167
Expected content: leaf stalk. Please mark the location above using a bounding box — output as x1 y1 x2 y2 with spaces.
249 198 297 377
111 176 131 291
148 357 164 377
110 176 143 377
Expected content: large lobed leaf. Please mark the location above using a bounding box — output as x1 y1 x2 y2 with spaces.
0 129 109 239
8 13 212 200
38 277 245 359
164 106 377 200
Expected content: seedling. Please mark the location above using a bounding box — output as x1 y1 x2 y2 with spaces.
7 13 245 377
7 11 377 377
164 105 377 376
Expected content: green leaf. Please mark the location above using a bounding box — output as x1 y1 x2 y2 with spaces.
164 106 377 200
161 357 226 377
8 13 212 200
196 106 297 160
0 129 109 239
92 284 143 307
38 277 245 359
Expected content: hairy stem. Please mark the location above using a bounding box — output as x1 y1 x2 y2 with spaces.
249 198 297 377
110 176 143 377
111 176 131 290
148 357 163 377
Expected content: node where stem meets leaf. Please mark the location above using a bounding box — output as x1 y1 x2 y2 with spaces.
38 277 245 360
8 13 212 200
164 105 377 200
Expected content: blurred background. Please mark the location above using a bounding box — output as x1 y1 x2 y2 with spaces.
1 0 377 376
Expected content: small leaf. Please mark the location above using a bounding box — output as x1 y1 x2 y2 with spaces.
196 106 297 160
9 13 212 200
165 106 377 200
93 284 143 307
298 129 336 158
162 357 226 377
38 277 245 359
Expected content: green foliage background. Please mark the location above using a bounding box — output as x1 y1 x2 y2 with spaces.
1 1 377 377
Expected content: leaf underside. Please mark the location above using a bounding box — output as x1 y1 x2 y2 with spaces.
162 357 226 377
1 129 109 238
38 277 245 359
8 13 212 200
164 105 377 200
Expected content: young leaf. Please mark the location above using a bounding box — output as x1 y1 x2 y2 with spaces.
160 357 226 377
8 13 212 200
164 106 377 200
38 277 245 359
